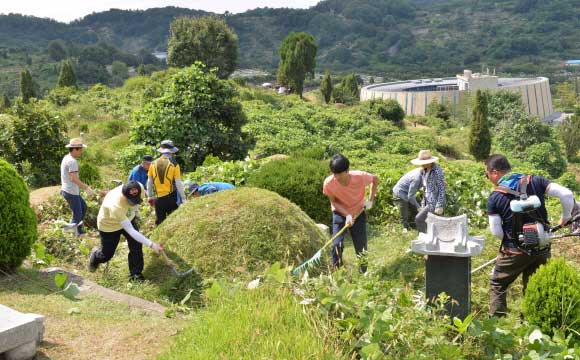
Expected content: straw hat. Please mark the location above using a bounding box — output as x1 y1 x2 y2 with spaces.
65 138 87 148
410 149 438 165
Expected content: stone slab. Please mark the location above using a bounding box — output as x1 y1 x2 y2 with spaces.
0 304 44 359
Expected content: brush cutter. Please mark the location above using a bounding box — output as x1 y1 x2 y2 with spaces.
471 213 580 275
293 208 365 276
158 245 194 278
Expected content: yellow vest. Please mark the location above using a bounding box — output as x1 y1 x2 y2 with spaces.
147 156 181 198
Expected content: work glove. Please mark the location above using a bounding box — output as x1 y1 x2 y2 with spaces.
364 199 373 210
148 198 156 206
85 187 96 196
434 207 444 216
150 242 163 254
346 214 354 227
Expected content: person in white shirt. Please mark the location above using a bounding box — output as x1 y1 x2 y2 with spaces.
60 138 95 236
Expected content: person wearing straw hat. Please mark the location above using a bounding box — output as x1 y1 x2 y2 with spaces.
60 138 95 236
411 149 446 233
146 140 187 225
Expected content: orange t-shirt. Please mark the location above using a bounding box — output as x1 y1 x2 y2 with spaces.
323 170 374 216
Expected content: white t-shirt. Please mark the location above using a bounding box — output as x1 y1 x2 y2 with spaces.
61 154 79 195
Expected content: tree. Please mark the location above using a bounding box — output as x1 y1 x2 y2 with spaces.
559 110 580 161
320 71 332 104
427 100 450 120
19 69 35 103
167 16 238 79
132 63 251 169
332 73 359 104
57 60 77 88
277 32 317 98
0 94 10 113
369 76 375 84
47 40 67 61
469 90 491 161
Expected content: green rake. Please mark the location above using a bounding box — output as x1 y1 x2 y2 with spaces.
293 208 365 277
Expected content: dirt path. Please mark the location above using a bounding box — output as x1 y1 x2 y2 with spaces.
0 269 186 360
30 186 61 207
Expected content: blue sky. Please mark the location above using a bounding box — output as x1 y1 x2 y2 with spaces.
1 0 321 23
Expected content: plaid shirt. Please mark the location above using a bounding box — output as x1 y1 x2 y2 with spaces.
421 163 446 211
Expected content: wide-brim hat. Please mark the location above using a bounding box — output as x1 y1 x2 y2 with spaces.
411 149 438 165
157 139 179 153
65 138 87 148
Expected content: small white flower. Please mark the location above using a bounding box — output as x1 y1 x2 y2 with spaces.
528 329 543 344
247 278 260 289
299 298 315 305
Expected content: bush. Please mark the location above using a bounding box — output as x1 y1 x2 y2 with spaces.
0 100 68 187
115 144 156 173
556 172 580 193
247 157 330 224
47 86 78 106
364 99 405 127
0 159 37 270
185 159 258 186
139 188 327 301
131 63 250 170
78 161 101 188
523 258 580 337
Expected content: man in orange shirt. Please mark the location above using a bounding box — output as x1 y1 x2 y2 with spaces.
323 154 378 273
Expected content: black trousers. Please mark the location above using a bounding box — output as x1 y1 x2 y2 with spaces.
154 191 178 225
95 219 144 276
394 196 418 229
331 211 368 273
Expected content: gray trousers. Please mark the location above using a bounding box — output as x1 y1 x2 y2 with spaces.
395 196 418 229
415 206 430 233
489 249 550 317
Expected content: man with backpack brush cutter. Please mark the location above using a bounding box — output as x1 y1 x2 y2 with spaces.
484 154 575 317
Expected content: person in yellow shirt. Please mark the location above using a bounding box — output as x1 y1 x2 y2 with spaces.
89 181 163 282
146 140 187 225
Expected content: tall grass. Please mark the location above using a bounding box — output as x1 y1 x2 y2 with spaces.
158 284 346 360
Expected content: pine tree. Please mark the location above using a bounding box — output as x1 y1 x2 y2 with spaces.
277 32 317 98
19 69 35 104
57 60 77 88
469 90 491 161
320 71 332 104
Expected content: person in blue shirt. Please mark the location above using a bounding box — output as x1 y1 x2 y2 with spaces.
185 181 235 197
128 155 153 189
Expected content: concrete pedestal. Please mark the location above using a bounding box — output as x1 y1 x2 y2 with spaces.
0 305 44 360
426 255 471 319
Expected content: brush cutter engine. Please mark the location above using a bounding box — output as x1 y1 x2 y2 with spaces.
519 222 551 251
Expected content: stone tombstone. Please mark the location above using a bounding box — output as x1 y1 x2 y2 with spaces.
0 305 44 360
411 213 485 319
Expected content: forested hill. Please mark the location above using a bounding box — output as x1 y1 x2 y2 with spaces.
1 0 580 76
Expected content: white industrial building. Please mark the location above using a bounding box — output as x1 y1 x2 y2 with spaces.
360 70 554 120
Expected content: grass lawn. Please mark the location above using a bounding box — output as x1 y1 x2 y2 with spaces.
0 268 187 360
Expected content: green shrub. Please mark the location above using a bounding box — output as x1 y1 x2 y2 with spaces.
185 159 259 186
0 159 37 270
247 157 330 224
364 98 405 127
78 161 101 188
132 63 250 169
523 258 580 337
47 86 78 106
556 172 580 193
91 119 129 139
115 144 156 172
0 100 68 187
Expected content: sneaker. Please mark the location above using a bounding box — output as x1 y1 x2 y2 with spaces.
88 247 99 272
129 273 146 282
